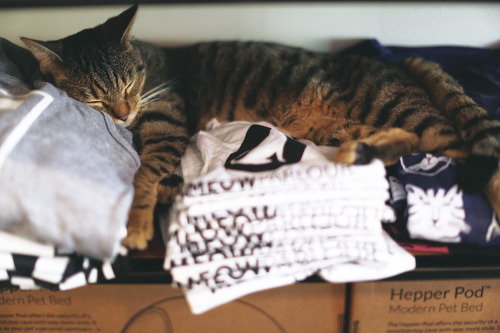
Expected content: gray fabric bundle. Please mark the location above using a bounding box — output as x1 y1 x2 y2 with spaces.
0 38 140 260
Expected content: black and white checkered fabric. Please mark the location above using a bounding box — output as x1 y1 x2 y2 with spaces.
0 232 119 290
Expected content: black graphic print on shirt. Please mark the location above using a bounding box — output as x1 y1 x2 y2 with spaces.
225 125 306 172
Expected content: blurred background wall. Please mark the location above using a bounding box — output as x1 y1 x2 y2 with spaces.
1 3 499 52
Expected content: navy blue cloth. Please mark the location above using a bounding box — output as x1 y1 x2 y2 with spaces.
343 39 500 117
386 154 500 246
344 40 500 247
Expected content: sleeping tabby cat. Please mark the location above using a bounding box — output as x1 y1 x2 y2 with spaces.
22 5 500 250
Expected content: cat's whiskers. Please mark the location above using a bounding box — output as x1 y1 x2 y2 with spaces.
140 81 174 105
141 98 161 106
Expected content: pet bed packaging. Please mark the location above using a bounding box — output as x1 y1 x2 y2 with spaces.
0 282 346 333
348 279 500 333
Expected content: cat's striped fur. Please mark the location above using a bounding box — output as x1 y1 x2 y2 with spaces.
22 5 500 250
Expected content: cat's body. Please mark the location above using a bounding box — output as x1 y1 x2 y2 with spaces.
22 6 500 250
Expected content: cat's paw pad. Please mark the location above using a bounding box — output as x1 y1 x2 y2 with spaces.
333 142 375 165
122 227 152 250
123 207 155 250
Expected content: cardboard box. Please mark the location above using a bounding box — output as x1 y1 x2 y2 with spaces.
0 282 346 332
349 279 500 333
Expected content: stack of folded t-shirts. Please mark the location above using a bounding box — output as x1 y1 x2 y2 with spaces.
163 119 415 314
0 38 140 290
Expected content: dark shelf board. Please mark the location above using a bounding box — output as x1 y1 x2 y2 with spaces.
1 0 498 8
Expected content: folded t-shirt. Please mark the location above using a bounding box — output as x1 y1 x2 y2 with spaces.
0 37 140 260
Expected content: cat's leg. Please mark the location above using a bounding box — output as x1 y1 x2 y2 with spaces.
125 174 183 250
403 57 500 176
404 58 500 221
416 126 468 164
123 95 190 250
332 126 419 166
124 166 162 250
484 171 500 223
125 163 187 250
282 116 419 165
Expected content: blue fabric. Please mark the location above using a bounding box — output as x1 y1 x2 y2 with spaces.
343 39 500 117
344 40 500 247
386 154 500 246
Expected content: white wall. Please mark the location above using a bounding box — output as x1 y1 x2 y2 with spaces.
1 3 499 52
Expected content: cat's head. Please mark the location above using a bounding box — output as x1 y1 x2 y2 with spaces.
21 5 144 126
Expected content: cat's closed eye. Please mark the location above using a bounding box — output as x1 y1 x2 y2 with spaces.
87 100 107 108
125 82 134 96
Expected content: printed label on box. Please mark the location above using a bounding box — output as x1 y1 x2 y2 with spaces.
0 282 345 333
349 279 500 333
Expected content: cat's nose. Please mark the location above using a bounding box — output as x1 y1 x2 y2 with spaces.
112 103 130 121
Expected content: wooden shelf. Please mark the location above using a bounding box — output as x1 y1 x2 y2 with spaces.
1 0 495 8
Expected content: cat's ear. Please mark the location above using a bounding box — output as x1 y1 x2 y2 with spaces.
20 38 67 80
101 4 138 44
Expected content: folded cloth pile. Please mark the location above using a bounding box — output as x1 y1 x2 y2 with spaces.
387 153 500 246
163 119 415 314
345 40 500 250
0 231 118 291
0 38 140 289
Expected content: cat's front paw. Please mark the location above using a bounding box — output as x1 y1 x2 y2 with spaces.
333 142 375 165
122 208 154 250
122 229 150 250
